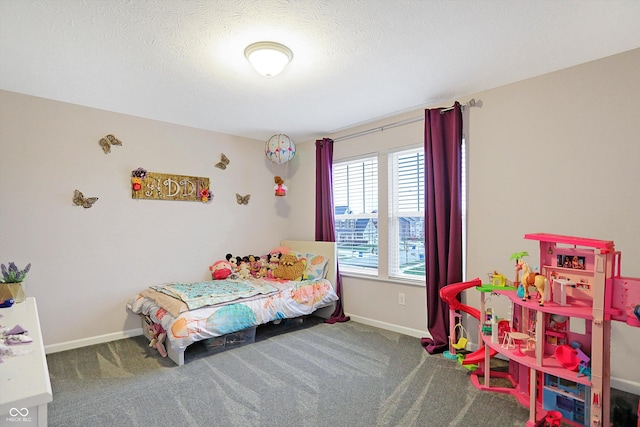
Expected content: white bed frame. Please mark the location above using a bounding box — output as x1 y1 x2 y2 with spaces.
142 240 338 366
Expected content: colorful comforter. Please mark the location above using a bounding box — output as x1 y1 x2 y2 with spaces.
152 279 279 310
127 277 338 351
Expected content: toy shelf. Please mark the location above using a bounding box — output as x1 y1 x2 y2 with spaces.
541 265 594 276
480 331 591 387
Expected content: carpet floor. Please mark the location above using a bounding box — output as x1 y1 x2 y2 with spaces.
45 319 543 427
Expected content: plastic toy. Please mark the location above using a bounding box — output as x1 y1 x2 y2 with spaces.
544 410 563 427
451 322 469 350
516 259 548 306
440 233 640 427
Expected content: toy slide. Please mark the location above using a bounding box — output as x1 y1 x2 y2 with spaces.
439 278 497 365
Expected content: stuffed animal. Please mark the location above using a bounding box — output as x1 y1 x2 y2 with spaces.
148 323 167 358
243 255 263 278
210 260 232 280
225 254 241 272
273 254 306 281
237 261 252 279
265 251 282 278
274 176 287 196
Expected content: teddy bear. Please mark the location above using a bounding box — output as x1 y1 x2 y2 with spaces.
209 260 232 280
273 253 306 281
274 175 287 196
236 260 252 279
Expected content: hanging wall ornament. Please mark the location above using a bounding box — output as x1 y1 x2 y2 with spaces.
98 134 123 154
265 134 296 164
265 134 295 197
72 189 98 208
274 176 287 197
215 153 230 170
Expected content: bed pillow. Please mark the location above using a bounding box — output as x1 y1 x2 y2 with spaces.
289 251 330 280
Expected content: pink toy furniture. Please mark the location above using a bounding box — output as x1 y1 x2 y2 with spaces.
448 233 640 427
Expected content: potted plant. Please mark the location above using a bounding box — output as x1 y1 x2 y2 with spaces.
0 262 31 303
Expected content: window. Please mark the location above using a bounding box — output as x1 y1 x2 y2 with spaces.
333 138 465 284
389 148 425 279
333 156 378 273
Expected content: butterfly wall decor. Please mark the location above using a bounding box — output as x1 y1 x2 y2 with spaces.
73 189 98 208
215 153 230 170
236 194 250 205
99 134 123 154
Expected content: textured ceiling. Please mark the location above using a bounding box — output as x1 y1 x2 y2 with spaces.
1 0 639 143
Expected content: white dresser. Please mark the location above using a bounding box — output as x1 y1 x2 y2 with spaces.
0 297 52 427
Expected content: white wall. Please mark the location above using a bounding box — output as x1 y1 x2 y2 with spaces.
0 91 294 348
466 48 640 392
289 48 640 393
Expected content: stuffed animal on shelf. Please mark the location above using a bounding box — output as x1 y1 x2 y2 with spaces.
273 254 306 281
148 323 167 358
210 260 233 280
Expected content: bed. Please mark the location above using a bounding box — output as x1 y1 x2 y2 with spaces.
127 240 338 365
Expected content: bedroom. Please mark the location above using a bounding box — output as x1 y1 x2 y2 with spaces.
1 1 639 424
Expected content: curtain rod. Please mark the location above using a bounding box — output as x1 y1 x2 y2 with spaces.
333 99 475 143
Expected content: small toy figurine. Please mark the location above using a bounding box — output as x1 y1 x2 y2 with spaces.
274 176 287 197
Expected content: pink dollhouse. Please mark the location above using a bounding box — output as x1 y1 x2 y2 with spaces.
442 233 640 427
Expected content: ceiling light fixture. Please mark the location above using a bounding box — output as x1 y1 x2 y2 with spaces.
244 41 293 78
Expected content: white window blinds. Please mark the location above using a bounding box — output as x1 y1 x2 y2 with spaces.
388 148 425 279
333 156 378 273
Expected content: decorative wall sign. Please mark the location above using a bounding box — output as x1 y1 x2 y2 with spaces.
73 189 98 208
99 134 123 154
131 167 212 203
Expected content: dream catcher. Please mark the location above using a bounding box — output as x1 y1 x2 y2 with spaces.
265 134 295 196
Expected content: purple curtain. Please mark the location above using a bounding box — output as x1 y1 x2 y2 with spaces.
315 138 349 324
420 103 463 354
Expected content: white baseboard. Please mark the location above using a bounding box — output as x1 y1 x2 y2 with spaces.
346 313 430 339
45 328 143 354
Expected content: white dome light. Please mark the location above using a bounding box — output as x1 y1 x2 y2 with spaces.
244 41 293 78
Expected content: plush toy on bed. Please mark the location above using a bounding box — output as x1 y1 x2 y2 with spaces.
148 323 167 358
242 255 264 278
225 254 241 272
237 260 252 279
209 260 233 280
273 253 306 281
265 250 282 278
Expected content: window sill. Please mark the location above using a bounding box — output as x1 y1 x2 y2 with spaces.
340 271 425 287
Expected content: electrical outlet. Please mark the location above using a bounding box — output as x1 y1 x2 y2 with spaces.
398 293 406 305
